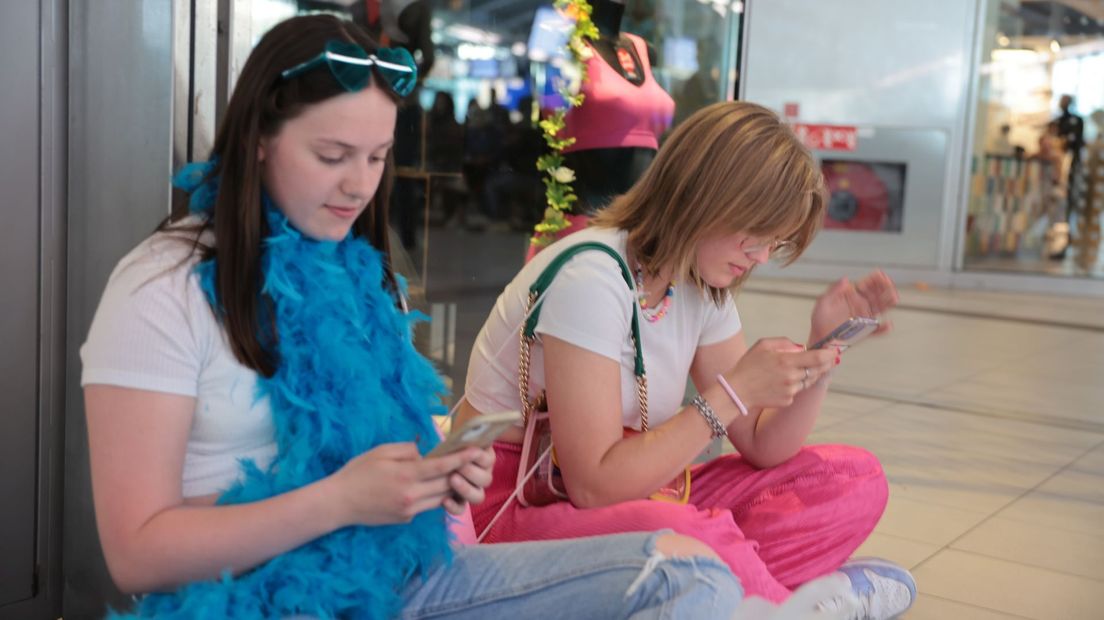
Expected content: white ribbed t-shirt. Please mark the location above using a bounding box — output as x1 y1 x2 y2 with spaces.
81 222 277 498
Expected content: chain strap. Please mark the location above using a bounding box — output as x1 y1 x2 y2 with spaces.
519 292 649 430
519 292 540 425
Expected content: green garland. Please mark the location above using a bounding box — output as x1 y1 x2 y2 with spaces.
530 0 599 248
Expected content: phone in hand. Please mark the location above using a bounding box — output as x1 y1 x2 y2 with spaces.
810 317 879 351
426 410 522 458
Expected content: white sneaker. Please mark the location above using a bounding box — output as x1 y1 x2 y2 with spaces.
818 558 916 620
731 573 859 620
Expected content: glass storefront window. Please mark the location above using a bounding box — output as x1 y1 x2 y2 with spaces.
243 0 743 400
966 0 1104 278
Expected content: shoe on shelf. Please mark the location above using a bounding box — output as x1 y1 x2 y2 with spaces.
817 557 916 620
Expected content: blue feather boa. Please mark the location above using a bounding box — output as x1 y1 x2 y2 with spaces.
112 161 450 619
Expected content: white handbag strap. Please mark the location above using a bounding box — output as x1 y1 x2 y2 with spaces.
476 443 552 543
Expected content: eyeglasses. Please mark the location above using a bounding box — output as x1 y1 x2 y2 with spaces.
280 39 418 98
741 236 797 257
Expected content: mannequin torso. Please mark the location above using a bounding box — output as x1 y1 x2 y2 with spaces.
561 0 672 215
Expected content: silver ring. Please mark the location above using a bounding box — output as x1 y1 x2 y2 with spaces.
803 367 810 381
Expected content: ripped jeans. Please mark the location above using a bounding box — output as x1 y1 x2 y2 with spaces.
400 531 743 619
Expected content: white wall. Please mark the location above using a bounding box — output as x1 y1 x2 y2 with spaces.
743 0 976 129
741 0 981 280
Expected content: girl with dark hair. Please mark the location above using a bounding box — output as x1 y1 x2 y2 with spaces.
80 15 742 619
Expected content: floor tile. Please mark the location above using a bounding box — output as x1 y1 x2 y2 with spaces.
1069 444 1104 476
821 391 892 414
951 516 1104 581
926 379 1104 428
832 363 987 398
905 594 1033 620
815 392 892 429
1024 335 1104 367
995 469 1104 536
1012 354 1104 388
743 278 1104 330
873 496 990 547
818 402 1099 452
914 550 1104 620
809 404 1092 513
882 479 1028 517
853 532 939 570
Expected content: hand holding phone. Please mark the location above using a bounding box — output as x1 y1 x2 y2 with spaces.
810 317 879 351
427 410 522 458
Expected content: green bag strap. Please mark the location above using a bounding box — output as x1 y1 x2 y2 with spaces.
522 242 645 379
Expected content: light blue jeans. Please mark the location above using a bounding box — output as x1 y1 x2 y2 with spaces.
400 531 743 619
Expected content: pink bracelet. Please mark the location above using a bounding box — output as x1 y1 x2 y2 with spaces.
715 374 749 416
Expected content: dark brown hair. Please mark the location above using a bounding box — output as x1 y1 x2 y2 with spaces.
592 101 827 303
163 15 401 377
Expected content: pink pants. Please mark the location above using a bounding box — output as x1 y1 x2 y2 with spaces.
473 442 889 603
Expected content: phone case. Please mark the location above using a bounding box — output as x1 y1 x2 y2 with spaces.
811 317 879 350
427 411 521 457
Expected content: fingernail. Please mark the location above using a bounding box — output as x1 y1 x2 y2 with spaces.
835 356 841 365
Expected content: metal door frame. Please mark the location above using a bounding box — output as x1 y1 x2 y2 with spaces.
0 0 68 615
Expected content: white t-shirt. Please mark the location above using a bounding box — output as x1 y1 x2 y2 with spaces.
80 221 277 498
464 227 742 430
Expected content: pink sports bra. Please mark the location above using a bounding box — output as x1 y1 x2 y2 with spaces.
562 33 676 153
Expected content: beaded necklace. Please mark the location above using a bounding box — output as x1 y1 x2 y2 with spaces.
633 263 675 323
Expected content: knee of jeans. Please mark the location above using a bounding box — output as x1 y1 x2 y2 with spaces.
654 533 722 563
625 533 742 610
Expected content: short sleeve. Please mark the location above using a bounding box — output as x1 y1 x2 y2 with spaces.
81 239 211 397
532 251 635 361
699 292 742 346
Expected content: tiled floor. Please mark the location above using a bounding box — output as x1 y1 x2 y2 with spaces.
743 277 1104 330
736 287 1104 619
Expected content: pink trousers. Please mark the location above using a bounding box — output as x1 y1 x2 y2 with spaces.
473 442 888 603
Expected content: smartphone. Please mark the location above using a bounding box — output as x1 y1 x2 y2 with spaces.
810 317 879 351
426 410 522 458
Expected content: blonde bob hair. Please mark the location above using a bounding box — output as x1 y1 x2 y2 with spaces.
592 101 827 303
